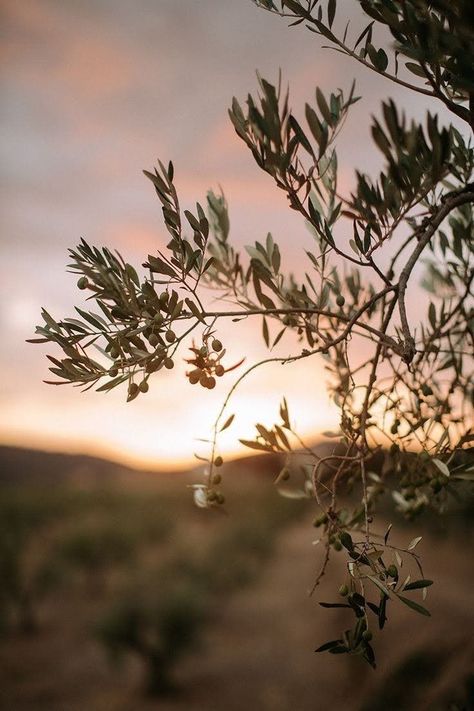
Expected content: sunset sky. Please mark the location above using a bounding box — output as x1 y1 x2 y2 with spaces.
0 0 454 469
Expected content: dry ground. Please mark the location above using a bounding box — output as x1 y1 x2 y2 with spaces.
1 509 473 711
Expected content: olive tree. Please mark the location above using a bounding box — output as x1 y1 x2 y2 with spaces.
31 0 473 667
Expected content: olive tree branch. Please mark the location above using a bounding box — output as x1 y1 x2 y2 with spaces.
398 187 474 364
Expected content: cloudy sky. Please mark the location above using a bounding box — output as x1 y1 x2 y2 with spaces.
0 0 448 468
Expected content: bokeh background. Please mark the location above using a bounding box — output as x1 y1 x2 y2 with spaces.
0 0 438 469
1 3 474 710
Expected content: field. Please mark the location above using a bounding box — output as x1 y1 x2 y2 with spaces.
0 446 473 710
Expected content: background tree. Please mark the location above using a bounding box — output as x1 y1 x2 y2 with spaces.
31 0 473 667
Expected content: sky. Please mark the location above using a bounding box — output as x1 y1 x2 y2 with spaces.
0 0 452 469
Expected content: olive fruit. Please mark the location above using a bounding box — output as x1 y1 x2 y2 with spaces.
128 383 139 397
362 630 373 642
430 479 442 493
387 564 398 578
339 584 349 597
212 473 222 485
212 339 223 352
139 381 149 393
164 358 174 369
165 330 176 343
146 359 160 373
77 276 88 290
336 295 345 307
214 456 223 467
313 514 327 528
148 333 159 347
109 367 118 378
215 364 225 377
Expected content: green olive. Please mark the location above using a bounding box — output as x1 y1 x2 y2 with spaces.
139 381 149 393
212 339 223 352
313 514 327 528
165 330 176 343
214 456 223 467
77 276 88 290
430 478 441 492
148 333 159 347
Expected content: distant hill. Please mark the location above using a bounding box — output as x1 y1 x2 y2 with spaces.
0 440 339 489
0 445 146 487
0 445 285 489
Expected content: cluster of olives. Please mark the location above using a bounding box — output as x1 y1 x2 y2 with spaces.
207 457 225 504
185 337 225 389
128 380 149 398
103 290 183 399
